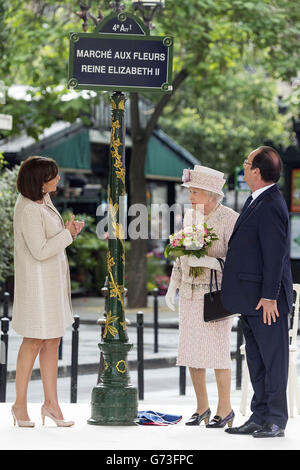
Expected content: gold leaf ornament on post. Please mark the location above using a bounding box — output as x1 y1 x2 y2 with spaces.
103 310 119 339
111 119 125 185
107 248 124 309
116 360 127 374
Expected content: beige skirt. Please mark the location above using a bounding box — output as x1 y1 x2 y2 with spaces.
177 294 233 369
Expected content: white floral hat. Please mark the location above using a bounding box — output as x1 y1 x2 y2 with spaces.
181 165 226 197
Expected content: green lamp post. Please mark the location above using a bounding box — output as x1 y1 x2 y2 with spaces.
70 0 170 425
88 89 138 425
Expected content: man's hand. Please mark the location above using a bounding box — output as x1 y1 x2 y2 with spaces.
256 298 279 325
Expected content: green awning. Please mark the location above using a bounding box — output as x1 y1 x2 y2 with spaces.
38 129 91 171
145 131 198 180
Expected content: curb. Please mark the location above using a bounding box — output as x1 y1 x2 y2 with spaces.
6 355 178 383
6 352 239 383
80 319 179 328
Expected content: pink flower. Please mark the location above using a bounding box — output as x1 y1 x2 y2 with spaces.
182 169 191 183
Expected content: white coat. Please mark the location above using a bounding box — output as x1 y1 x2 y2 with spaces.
11 193 74 339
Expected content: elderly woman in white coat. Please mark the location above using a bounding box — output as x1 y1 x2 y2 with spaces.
165 165 239 429
11 156 84 427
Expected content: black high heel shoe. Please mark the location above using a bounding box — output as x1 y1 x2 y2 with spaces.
185 409 211 426
206 410 235 428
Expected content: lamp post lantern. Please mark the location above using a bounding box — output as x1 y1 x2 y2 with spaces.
132 0 165 29
109 0 125 12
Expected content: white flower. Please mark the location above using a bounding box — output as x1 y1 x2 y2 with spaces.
183 225 194 234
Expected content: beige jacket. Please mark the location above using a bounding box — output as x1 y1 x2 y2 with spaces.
12 193 74 339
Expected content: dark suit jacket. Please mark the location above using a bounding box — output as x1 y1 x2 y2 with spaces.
221 184 293 316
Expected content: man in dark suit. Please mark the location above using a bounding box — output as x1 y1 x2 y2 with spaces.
221 146 293 438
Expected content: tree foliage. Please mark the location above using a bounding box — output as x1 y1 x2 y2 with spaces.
160 66 291 175
0 163 19 282
158 0 300 81
0 0 102 138
154 0 300 176
1 0 299 140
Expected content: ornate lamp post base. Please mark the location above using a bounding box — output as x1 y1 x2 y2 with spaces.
88 388 138 426
87 342 138 425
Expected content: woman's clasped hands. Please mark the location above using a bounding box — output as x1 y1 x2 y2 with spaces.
65 214 85 238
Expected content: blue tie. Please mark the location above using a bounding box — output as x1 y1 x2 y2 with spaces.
241 195 253 214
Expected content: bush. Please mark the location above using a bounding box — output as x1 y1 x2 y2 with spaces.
146 251 170 295
61 210 108 294
0 162 19 284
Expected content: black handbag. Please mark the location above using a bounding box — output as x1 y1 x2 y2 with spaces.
204 258 239 322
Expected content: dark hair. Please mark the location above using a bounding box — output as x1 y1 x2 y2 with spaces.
251 146 282 183
17 156 58 201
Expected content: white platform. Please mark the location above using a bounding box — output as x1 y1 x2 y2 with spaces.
1 388 300 451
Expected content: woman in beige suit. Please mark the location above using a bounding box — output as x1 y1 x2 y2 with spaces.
11 156 84 427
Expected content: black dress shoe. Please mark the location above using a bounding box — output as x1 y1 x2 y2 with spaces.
225 419 262 435
252 423 285 438
185 409 211 426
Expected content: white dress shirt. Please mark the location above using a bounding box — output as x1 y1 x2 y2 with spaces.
250 183 275 204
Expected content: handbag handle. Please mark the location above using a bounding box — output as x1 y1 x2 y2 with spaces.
209 258 224 295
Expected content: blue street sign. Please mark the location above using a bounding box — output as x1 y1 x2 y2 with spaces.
68 33 173 93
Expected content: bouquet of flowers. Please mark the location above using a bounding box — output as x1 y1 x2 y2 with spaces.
164 223 219 278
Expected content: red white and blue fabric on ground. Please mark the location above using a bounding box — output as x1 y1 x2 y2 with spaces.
137 411 182 426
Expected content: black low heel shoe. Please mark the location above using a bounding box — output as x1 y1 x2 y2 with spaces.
185 409 211 426
206 410 235 428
